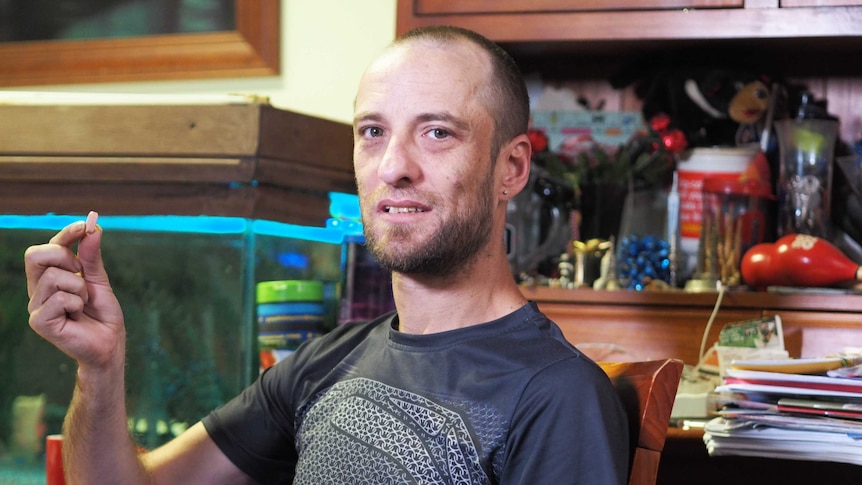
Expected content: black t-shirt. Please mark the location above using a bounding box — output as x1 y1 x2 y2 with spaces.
202 302 628 484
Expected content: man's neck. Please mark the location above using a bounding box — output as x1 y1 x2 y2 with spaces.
390 256 527 335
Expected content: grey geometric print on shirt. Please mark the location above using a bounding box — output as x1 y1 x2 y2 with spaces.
294 377 491 484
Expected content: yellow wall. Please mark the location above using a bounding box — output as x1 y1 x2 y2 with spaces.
1 0 397 124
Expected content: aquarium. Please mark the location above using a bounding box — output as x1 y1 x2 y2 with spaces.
0 193 375 483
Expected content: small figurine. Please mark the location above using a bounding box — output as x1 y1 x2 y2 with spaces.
592 237 621 291
557 252 575 289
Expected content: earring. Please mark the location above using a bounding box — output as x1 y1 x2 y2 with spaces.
503 189 509 196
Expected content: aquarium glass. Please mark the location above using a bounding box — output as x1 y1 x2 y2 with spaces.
0 208 354 484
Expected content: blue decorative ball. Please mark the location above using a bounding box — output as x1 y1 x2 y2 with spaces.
616 234 672 290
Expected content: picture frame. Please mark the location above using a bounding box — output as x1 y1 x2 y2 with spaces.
0 0 279 87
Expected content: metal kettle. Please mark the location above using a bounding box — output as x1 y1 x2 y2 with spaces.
506 164 575 276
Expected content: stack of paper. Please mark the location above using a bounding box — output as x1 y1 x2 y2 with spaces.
704 362 862 466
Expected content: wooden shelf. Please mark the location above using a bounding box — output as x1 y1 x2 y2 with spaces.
398 1 862 42
521 285 862 313
520 286 862 365
398 1 862 78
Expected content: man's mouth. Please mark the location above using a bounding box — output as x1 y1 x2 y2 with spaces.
384 206 427 213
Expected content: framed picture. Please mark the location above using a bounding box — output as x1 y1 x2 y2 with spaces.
0 0 279 86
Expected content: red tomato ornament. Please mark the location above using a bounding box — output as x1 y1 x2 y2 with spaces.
741 234 862 288
649 113 672 134
662 129 688 153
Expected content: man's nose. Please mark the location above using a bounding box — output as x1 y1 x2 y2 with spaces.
378 136 420 187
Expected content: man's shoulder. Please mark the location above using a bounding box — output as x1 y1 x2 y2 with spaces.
309 313 394 348
507 304 614 380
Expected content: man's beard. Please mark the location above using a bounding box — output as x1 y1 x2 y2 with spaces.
363 175 495 278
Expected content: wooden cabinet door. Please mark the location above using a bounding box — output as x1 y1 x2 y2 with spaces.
415 0 743 15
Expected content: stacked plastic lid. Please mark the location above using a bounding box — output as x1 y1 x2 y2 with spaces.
256 280 325 370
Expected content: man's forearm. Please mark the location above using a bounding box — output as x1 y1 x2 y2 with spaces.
63 363 150 485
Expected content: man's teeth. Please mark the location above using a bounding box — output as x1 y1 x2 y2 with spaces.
385 206 426 213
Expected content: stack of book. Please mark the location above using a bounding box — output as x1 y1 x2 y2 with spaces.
704 357 862 466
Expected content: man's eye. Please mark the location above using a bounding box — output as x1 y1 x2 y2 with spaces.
428 128 450 140
362 126 384 137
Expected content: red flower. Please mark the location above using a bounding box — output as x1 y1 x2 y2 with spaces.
528 129 549 153
649 113 671 134
661 129 688 154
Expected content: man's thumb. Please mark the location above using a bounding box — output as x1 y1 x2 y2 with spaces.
77 228 110 284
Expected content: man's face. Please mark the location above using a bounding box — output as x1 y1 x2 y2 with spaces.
353 40 498 277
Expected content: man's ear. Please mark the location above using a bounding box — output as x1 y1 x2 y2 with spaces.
499 134 531 200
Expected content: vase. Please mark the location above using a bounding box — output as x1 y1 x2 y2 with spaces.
578 182 628 241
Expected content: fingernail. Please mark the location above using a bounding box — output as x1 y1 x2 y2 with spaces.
85 211 99 234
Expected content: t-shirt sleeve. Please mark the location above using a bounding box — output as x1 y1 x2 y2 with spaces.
500 356 629 485
199 318 385 484
202 363 299 484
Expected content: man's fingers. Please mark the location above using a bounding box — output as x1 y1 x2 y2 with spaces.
48 219 87 247
24 212 100 298
27 267 88 314
24 244 83 298
29 290 85 328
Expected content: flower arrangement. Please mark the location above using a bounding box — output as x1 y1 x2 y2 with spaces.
528 113 688 194
527 113 690 290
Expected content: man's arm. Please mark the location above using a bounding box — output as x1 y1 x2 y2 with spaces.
142 422 255 484
501 360 629 485
25 216 252 485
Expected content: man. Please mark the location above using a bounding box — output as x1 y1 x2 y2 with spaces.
24 26 628 484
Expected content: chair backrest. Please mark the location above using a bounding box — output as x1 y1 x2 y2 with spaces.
599 359 684 485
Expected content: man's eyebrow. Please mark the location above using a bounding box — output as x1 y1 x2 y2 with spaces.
353 111 471 132
416 112 470 132
353 111 383 126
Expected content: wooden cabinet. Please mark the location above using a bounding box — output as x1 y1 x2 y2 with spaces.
397 0 862 145
401 3 862 481
397 0 862 41
399 3 862 351
519 287 862 365
402 1 862 357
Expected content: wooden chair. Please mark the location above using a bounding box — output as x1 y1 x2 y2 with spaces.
599 359 684 485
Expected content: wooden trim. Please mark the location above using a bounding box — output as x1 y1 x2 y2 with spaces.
256 157 357 195
257 105 355 172
0 104 262 156
0 181 332 227
0 0 280 87
415 0 741 15
781 0 862 6
398 2 862 39
744 0 779 7
0 156 256 183
520 286 862 313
